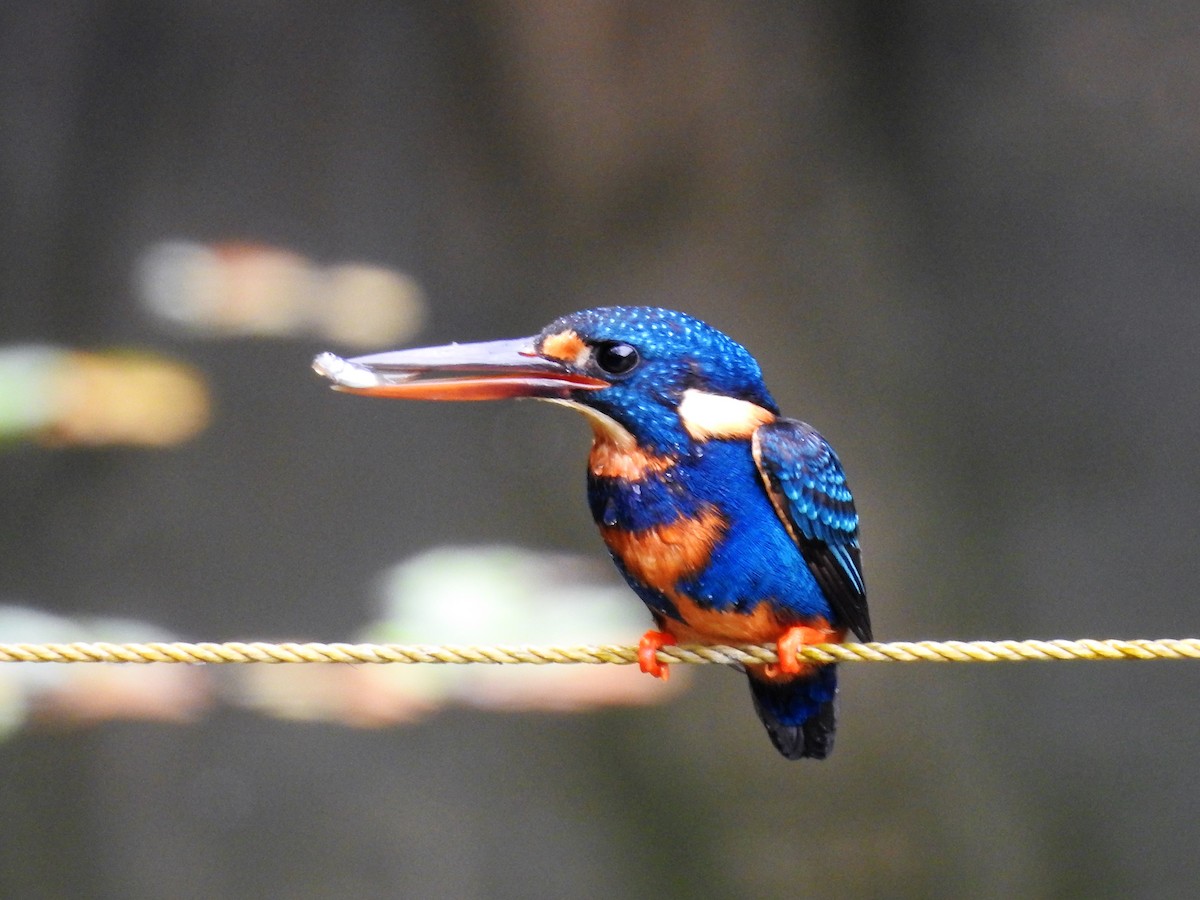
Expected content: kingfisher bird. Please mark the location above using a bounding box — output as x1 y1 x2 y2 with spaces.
313 307 869 759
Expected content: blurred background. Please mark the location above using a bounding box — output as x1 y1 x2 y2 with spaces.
3 2 1200 897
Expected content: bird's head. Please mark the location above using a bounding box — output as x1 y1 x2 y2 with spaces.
314 306 779 455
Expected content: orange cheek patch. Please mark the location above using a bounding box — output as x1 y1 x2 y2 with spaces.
600 508 726 593
540 330 588 365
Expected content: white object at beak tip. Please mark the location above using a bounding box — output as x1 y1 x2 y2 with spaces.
312 352 387 389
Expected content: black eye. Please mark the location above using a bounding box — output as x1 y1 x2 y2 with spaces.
593 341 640 376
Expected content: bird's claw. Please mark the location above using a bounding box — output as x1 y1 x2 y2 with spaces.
765 624 838 678
638 630 677 680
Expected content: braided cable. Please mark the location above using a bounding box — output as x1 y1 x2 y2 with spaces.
1 638 1198 665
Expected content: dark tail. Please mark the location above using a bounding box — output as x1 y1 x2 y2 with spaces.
747 664 838 760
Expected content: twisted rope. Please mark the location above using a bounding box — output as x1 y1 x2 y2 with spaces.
0 638 1198 665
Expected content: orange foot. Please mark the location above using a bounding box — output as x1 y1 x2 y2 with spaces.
638 630 677 680
764 623 842 679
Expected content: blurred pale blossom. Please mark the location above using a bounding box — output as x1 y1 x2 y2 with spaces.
0 345 209 447
0 606 211 736
234 546 683 726
137 241 426 347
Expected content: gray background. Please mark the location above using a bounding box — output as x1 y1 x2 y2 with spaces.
3 3 1200 897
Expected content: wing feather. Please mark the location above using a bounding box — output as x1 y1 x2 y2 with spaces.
752 419 871 641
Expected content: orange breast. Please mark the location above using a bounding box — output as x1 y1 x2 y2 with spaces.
589 438 675 482
600 507 795 644
599 508 726 593
663 594 789 644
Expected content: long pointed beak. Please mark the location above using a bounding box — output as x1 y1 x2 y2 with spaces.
312 337 609 400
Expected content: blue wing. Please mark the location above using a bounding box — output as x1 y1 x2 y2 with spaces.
752 418 871 642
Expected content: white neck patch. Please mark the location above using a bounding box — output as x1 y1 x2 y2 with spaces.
541 397 638 449
678 388 775 441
